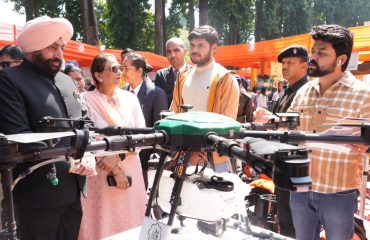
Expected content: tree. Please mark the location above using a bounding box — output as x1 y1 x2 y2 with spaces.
209 0 255 45
280 0 311 37
165 0 191 43
188 1 195 31
311 0 370 27
24 0 35 21
79 0 99 45
6 0 93 42
101 0 154 51
155 0 164 55
254 0 283 41
199 0 208 25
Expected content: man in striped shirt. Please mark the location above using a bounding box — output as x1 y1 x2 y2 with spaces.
288 24 370 240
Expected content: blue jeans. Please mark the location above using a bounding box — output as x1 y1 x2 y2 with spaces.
290 191 357 240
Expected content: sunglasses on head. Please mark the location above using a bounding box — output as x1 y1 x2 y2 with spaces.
106 65 123 74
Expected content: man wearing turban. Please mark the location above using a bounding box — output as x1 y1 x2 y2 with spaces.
0 16 95 240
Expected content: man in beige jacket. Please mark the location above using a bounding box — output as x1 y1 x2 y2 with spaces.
170 25 239 169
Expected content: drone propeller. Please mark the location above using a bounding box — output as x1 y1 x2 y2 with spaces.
6 132 75 143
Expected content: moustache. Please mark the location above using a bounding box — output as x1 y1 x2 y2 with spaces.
52 59 62 63
308 60 318 67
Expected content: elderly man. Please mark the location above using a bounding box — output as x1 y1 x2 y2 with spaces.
155 37 191 106
0 16 95 240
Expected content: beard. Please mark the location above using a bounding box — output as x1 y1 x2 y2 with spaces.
307 59 336 77
190 50 212 66
32 52 62 77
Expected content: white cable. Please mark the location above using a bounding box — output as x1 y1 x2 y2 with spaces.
11 157 68 191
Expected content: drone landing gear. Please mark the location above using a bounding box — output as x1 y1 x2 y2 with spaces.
140 150 191 240
0 137 19 240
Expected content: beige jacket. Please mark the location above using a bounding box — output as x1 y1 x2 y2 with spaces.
170 62 239 119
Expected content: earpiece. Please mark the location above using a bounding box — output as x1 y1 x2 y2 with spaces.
337 59 342 67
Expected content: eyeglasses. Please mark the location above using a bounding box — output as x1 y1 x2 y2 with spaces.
105 65 123 74
0 60 22 69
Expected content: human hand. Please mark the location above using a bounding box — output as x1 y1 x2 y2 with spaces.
96 155 120 171
111 166 130 189
253 107 274 123
189 151 206 166
69 156 97 177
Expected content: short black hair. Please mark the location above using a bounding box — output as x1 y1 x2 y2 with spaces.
188 25 219 45
0 45 24 60
310 24 353 71
64 65 83 76
121 48 135 60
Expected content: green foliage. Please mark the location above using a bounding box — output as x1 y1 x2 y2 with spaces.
6 0 370 50
311 0 370 27
64 0 83 41
280 0 311 37
255 0 282 41
7 0 83 41
166 0 188 40
209 0 255 44
103 0 154 51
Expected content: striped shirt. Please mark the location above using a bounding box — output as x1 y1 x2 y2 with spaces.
288 72 370 193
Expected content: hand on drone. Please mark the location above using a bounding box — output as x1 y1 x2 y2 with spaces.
253 107 276 123
69 156 97 177
326 125 369 153
189 151 206 165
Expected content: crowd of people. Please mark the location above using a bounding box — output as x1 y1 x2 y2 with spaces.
0 15 368 240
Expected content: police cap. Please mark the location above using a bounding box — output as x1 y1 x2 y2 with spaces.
277 45 308 63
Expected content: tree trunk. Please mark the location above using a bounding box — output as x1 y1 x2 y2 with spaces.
188 1 195 31
25 0 35 21
254 0 263 42
80 0 99 46
228 14 238 45
199 0 208 25
162 0 166 52
155 0 164 55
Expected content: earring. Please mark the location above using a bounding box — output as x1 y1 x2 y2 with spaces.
98 78 103 82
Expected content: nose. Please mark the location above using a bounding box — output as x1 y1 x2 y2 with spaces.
55 47 64 59
309 53 317 61
170 51 176 58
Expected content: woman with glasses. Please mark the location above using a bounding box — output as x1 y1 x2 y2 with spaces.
79 53 147 239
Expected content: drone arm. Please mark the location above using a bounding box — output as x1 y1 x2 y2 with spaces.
18 131 168 163
241 129 366 144
92 126 154 136
205 133 272 175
